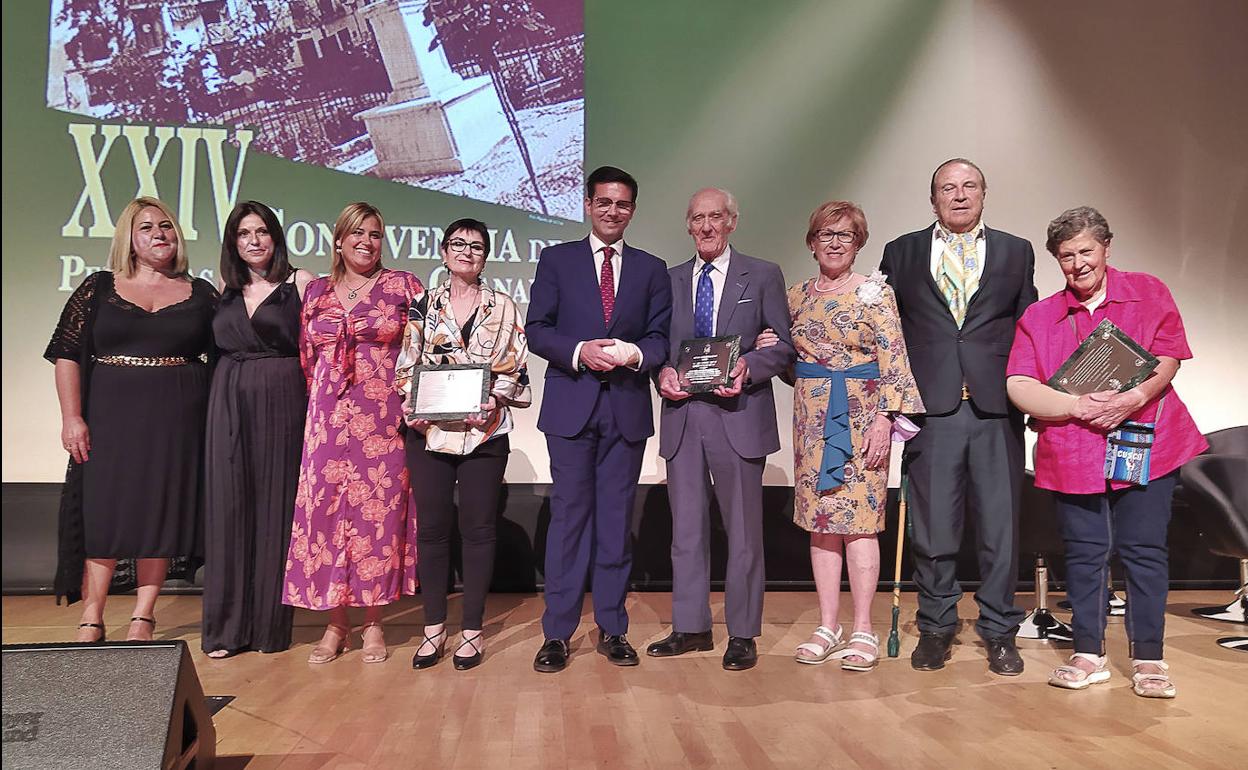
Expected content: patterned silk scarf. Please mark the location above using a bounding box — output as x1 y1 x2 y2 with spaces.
936 226 982 327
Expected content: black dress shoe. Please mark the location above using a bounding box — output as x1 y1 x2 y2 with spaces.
646 630 714 657
596 632 639 666
722 637 758 671
533 638 570 673
985 635 1024 676
911 631 955 671
453 633 484 671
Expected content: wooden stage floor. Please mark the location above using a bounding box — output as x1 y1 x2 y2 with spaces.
3 591 1245 769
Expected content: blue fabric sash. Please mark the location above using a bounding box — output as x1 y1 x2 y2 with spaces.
795 360 881 492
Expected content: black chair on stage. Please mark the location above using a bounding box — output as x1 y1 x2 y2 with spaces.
1181 426 1248 652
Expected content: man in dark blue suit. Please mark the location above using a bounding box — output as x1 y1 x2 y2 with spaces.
526 166 673 672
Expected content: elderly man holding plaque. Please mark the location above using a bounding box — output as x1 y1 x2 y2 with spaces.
397 218 531 671
1007 206 1206 698
649 188 794 671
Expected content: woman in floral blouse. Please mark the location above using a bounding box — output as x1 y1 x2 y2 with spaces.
397 218 531 671
765 201 924 672
282 202 424 665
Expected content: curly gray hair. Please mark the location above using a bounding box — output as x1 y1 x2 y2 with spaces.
1045 206 1113 255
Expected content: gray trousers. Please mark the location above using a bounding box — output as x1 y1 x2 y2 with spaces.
665 400 766 639
906 400 1025 639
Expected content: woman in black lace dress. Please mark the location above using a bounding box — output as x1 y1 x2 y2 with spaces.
46 197 217 642
201 201 313 658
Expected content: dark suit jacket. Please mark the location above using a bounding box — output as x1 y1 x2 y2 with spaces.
526 237 672 442
879 224 1037 415
658 248 794 460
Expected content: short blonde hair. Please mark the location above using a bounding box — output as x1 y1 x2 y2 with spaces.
108 197 189 277
806 200 869 251
330 202 385 282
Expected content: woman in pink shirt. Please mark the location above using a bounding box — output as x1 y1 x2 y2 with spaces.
1006 206 1206 699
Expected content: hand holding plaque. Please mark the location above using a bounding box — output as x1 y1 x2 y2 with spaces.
673 335 742 394
405 363 491 421
1048 319 1159 395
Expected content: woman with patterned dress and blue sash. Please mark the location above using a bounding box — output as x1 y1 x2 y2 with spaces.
783 201 924 671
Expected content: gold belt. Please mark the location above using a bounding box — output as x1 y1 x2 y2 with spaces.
93 354 194 367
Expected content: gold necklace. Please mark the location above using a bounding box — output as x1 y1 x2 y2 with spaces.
344 270 380 300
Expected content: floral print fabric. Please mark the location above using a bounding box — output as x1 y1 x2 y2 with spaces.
787 273 924 534
283 269 424 609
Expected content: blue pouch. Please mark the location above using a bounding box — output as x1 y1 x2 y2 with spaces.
1103 396 1164 486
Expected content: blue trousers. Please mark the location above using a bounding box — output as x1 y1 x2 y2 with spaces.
1054 471 1177 660
541 392 645 640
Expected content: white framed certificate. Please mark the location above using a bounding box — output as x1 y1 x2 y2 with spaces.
405 363 490 420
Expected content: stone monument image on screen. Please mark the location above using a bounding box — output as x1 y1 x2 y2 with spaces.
46 0 586 221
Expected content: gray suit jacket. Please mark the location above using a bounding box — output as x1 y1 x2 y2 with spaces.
658 248 795 460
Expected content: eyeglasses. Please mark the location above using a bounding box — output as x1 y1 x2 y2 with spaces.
447 238 487 256
814 229 856 245
591 197 635 213
689 211 730 227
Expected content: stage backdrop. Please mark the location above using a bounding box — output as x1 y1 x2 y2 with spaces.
4 0 1247 490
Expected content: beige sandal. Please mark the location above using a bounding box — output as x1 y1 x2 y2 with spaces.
360 622 389 664
838 631 880 672
1048 653 1111 690
794 625 845 664
1132 660 1176 699
308 623 351 664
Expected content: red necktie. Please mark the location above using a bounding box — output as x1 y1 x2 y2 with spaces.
599 246 616 324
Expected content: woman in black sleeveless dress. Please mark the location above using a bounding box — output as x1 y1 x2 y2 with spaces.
47 197 217 642
201 201 313 657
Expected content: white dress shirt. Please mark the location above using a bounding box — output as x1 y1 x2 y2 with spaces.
571 234 643 370
929 222 988 297
691 245 731 333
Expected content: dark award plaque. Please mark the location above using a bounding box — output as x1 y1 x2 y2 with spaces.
1047 319 1159 395
674 335 742 393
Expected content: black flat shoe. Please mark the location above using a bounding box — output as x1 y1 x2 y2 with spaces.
534 638 570 673
596 631 639 667
411 628 447 670
646 630 713 657
985 635 1024 676
453 632 484 671
722 637 758 671
911 631 955 671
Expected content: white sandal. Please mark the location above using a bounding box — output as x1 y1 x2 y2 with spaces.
1131 659 1176 699
1048 653 1111 690
794 625 844 665
838 631 880 672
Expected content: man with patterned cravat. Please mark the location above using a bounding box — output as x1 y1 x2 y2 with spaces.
879 159 1038 676
648 188 794 671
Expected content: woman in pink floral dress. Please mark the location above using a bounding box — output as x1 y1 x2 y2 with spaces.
283 202 424 665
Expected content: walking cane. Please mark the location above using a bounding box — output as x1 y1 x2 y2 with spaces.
887 467 909 658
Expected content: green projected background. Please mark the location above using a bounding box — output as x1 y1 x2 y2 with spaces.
6 1 1247 483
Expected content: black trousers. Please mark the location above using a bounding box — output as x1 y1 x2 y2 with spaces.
905 400 1026 639
406 433 509 630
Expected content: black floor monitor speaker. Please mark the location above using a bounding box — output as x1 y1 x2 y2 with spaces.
2 640 215 769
